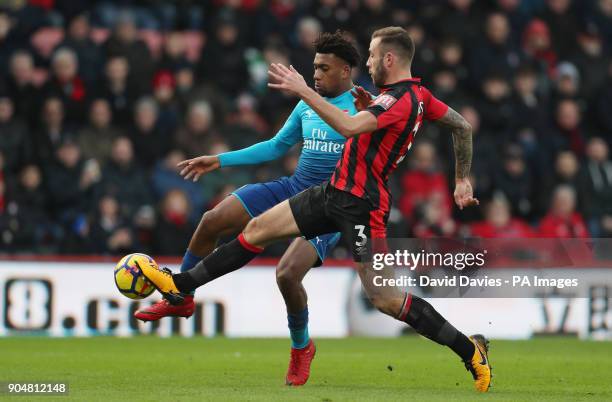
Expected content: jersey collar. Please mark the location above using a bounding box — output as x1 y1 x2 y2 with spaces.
380 78 421 90
325 87 355 102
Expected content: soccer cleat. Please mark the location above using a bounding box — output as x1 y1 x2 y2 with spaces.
464 334 492 392
135 262 185 305
285 340 316 386
134 295 195 321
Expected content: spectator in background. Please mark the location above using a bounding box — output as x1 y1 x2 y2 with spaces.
151 149 206 224
545 99 586 162
590 0 612 46
476 73 514 137
538 0 579 59
98 136 154 223
309 0 353 33
175 100 217 158
494 0 530 40
404 23 435 83
151 70 180 133
153 189 195 255
57 12 101 86
522 19 557 78
430 68 468 107
354 0 394 46
596 62 612 134
197 138 253 203
78 98 122 164
0 151 17 251
95 56 138 126
159 31 189 72
89 195 135 254
259 44 295 120
412 191 456 238
34 97 73 164
129 97 172 171
6 50 38 121
470 195 534 238
0 95 30 172
435 38 469 89
399 141 452 222
198 14 249 97
174 63 197 113
469 12 521 88
512 64 547 133
290 17 322 88
494 144 535 220
431 0 482 45
552 61 581 101
44 139 100 224
539 150 584 215
10 164 55 251
570 22 610 101
44 47 87 125
581 138 612 237
222 93 269 149
103 11 154 92
539 185 589 237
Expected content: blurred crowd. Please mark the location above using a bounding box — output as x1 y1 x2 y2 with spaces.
0 0 611 257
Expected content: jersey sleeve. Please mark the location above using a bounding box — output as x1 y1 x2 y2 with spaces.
218 104 303 167
365 90 409 130
421 86 449 121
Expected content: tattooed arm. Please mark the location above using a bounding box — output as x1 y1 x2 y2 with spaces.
435 106 473 179
434 107 479 209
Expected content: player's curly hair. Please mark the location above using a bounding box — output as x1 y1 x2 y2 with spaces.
314 30 360 67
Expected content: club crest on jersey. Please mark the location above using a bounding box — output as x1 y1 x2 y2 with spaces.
373 94 397 110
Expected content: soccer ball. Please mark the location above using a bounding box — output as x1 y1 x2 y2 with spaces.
114 253 157 299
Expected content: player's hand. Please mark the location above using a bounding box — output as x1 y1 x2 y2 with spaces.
351 86 373 111
177 155 221 182
454 178 479 210
268 63 309 97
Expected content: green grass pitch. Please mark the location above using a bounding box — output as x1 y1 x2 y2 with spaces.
2 337 611 401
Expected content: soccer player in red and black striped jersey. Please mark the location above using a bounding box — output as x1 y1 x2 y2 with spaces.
140 27 492 392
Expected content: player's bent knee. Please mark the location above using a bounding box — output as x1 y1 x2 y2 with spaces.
243 217 264 241
276 263 301 288
199 208 225 234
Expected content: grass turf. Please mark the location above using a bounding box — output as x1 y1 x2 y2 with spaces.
1 337 611 401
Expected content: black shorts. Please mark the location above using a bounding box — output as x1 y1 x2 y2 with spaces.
288 182 388 262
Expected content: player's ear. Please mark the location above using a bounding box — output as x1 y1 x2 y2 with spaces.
343 65 351 79
385 52 394 68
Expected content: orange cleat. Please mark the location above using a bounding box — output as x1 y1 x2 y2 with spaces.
285 340 316 386
134 296 195 322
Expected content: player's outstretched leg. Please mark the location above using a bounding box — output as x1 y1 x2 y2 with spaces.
357 263 492 392
135 195 251 320
140 200 302 301
276 238 319 386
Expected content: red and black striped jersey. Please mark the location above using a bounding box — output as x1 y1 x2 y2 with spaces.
330 78 448 213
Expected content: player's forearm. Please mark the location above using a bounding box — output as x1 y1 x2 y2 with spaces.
300 87 359 137
219 140 289 167
452 128 473 180
435 107 473 180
